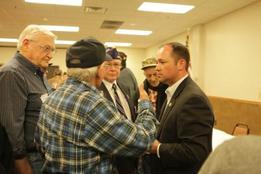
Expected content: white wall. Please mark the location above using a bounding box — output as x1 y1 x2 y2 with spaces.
145 1 261 101
2 1 261 101
116 47 146 84
145 32 187 58
202 1 261 101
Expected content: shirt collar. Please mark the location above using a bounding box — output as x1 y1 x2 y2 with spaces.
103 80 117 90
15 51 44 76
165 74 188 103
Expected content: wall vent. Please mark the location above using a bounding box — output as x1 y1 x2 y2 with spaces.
100 20 124 29
84 6 107 14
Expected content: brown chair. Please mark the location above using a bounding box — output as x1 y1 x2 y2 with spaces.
232 123 250 136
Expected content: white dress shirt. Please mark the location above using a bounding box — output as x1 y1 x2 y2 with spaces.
103 80 132 120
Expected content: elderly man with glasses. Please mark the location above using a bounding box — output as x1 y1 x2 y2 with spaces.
0 24 56 174
99 47 138 174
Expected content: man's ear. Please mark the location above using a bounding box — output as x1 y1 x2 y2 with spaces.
22 39 30 49
177 58 186 71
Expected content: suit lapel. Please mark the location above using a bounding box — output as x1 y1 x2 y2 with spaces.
117 82 136 121
158 99 167 122
157 97 176 138
157 77 190 138
99 82 114 103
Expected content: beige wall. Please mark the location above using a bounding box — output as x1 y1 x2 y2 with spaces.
202 1 261 101
145 32 187 58
0 46 146 84
0 47 17 64
1 1 261 101
116 47 145 84
0 46 68 71
145 1 261 102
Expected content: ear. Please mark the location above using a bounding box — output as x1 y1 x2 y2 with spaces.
22 39 30 48
177 59 186 71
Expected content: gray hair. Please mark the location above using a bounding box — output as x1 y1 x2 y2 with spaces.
67 66 98 82
17 24 57 50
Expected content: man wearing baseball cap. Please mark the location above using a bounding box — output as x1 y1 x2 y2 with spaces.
36 38 158 173
141 57 168 119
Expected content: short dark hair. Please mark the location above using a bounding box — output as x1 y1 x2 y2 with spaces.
166 42 190 71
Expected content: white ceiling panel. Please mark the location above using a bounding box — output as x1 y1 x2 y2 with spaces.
0 0 258 48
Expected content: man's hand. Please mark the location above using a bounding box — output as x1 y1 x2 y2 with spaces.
139 84 149 101
15 158 33 174
150 139 160 154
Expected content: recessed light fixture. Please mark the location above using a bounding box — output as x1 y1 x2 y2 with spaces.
0 38 76 45
115 29 152 36
40 25 79 32
0 38 18 43
55 40 76 45
24 0 82 6
105 42 132 47
138 2 194 14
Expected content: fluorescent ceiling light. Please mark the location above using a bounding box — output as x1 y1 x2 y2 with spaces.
115 29 152 36
105 42 132 47
40 25 79 32
138 2 194 14
0 38 76 45
0 38 18 43
24 0 82 6
55 40 76 45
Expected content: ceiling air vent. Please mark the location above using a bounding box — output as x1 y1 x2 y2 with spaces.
84 6 107 14
100 20 124 29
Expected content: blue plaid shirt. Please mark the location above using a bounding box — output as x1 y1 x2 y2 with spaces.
36 78 158 173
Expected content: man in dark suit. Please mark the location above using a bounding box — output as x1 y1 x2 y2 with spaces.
99 47 137 174
149 42 215 174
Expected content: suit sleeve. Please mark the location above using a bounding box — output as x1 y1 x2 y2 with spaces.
159 95 214 168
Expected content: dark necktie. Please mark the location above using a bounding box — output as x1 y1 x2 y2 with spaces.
112 83 127 119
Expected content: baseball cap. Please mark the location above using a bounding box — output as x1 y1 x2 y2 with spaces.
141 57 157 70
66 38 112 68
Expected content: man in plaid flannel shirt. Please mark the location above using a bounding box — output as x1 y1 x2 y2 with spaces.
36 38 158 173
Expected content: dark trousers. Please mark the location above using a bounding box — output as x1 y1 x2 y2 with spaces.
115 156 138 174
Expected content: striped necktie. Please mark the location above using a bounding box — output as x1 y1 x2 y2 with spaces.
112 83 127 118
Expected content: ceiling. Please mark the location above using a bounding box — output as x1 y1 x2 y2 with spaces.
0 0 258 48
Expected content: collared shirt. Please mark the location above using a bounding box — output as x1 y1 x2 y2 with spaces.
165 74 189 105
157 74 188 158
36 78 157 173
0 52 50 159
103 80 132 120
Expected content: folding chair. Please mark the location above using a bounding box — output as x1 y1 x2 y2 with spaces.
232 123 250 136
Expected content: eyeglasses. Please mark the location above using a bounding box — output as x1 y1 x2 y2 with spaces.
103 63 122 69
29 39 56 54
38 45 56 54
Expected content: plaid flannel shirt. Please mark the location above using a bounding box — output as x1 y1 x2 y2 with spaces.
36 78 157 173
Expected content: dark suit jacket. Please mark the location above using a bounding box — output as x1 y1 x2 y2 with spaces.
150 76 214 174
99 82 136 121
99 81 138 174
